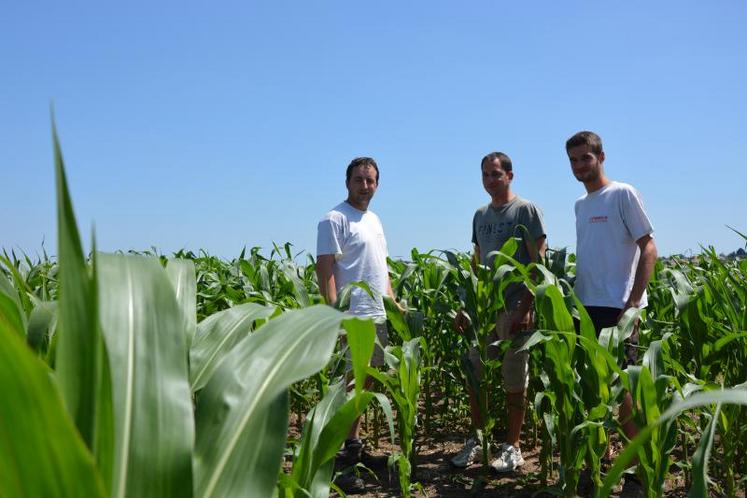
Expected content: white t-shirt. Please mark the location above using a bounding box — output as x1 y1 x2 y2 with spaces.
575 181 654 308
316 201 389 318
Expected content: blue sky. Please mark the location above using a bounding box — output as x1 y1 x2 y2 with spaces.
2 1 746 261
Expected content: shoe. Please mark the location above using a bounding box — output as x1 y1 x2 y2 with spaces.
334 472 365 494
620 474 644 498
360 450 389 469
490 443 525 473
576 469 594 497
450 438 483 468
335 438 363 467
336 438 389 469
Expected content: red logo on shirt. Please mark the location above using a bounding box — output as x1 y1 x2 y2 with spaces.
589 216 608 223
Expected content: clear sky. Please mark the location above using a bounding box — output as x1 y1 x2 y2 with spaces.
2 1 746 261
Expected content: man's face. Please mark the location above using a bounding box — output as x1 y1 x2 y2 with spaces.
346 165 378 208
567 144 604 184
481 158 512 197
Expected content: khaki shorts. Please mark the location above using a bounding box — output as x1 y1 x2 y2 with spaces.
344 321 389 368
467 311 530 393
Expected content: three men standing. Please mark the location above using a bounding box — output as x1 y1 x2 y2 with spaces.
315 133 657 492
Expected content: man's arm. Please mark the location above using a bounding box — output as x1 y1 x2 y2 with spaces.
316 254 337 306
623 234 658 312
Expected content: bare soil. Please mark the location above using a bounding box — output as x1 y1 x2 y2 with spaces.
331 433 712 498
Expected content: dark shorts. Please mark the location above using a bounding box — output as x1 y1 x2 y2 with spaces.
580 306 639 366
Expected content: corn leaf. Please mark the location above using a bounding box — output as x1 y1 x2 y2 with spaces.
189 302 276 392
97 253 194 498
601 388 747 496
193 305 342 498
166 258 197 348
0 317 106 498
342 317 375 395
25 297 57 353
688 403 720 498
52 123 113 478
0 272 26 337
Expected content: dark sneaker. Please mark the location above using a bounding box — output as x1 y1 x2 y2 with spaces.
334 472 365 494
360 450 389 469
620 475 644 498
335 438 363 467
576 469 594 497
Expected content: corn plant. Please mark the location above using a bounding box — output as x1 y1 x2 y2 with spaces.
521 280 638 497
601 387 747 497
279 318 395 498
389 249 462 433
368 337 423 497
0 125 359 498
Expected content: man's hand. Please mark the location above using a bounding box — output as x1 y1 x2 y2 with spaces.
394 299 407 315
618 301 639 322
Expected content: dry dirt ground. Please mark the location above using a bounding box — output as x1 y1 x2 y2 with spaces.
329 432 716 498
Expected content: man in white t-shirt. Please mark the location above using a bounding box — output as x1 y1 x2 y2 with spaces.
566 130 657 496
316 156 399 493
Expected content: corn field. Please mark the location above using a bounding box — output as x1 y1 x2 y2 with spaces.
1 131 746 498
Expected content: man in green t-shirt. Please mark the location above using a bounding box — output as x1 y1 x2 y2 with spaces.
451 152 546 472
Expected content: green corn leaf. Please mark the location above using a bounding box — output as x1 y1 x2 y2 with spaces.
193 305 343 498
0 272 26 337
25 297 57 353
342 317 376 395
0 253 34 318
97 253 194 498
688 403 720 498
289 380 347 497
166 258 197 348
52 122 112 467
384 295 410 340
190 302 275 392
601 388 747 496
306 391 376 490
280 261 310 307
0 316 106 498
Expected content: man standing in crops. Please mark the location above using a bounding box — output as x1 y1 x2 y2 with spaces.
566 130 657 495
316 156 398 493
451 152 546 472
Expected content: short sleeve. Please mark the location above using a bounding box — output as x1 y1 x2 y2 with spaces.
620 187 654 242
316 216 344 257
522 203 546 242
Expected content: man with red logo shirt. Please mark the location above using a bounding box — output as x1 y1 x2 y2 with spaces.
566 130 657 496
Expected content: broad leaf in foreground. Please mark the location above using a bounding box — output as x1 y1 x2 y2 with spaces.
189 302 276 392
166 258 197 347
97 253 194 498
193 305 343 498
0 318 106 498
52 123 106 451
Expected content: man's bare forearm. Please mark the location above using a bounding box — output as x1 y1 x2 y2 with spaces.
316 254 337 306
625 235 658 309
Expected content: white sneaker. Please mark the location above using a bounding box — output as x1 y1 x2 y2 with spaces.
490 443 524 472
450 438 483 468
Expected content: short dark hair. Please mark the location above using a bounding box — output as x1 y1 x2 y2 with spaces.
480 152 512 172
566 131 604 155
346 157 379 183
